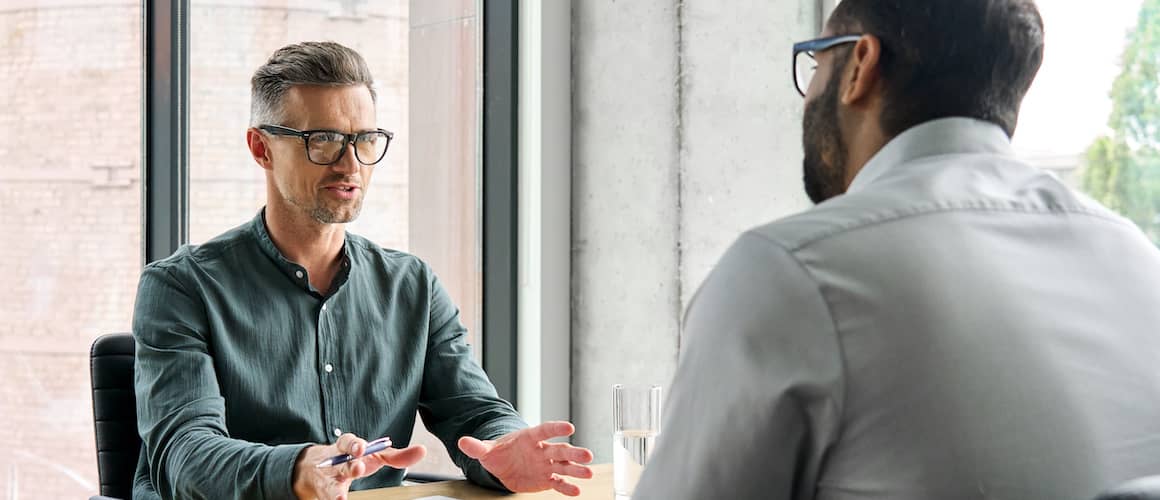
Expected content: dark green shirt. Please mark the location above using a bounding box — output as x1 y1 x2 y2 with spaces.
131 210 525 500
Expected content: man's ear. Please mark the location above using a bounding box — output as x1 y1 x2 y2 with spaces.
840 34 884 106
246 128 274 171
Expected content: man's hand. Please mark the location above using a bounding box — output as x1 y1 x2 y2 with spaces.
293 433 426 500
458 421 594 497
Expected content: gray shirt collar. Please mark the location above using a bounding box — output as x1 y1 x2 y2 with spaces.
847 117 1015 194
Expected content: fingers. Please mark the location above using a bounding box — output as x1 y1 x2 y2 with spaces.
317 471 354 500
457 435 492 460
528 421 576 442
330 458 366 483
549 474 581 497
542 442 594 464
366 444 427 469
335 433 368 457
549 460 593 479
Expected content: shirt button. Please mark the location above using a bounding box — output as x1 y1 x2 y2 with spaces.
324 363 334 373
321 304 328 312
334 428 343 437
295 270 304 279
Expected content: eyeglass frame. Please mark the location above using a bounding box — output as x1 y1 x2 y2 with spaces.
257 124 395 166
792 34 863 97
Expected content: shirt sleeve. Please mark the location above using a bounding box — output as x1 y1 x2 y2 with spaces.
416 269 527 491
133 263 310 500
632 232 845 500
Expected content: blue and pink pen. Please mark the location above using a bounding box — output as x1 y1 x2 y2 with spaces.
315 436 393 468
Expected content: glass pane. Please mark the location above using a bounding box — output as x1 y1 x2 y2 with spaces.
0 1 143 497
1015 0 1158 244
188 0 481 477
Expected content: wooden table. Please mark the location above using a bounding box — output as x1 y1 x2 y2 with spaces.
350 464 616 500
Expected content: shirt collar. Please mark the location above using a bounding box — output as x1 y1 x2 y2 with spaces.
249 208 352 297
847 117 1016 194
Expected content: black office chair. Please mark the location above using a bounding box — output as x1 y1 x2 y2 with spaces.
1095 477 1160 500
89 333 139 500
88 333 457 500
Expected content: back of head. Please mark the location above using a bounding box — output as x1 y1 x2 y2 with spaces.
250 41 376 127
828 0 1045 138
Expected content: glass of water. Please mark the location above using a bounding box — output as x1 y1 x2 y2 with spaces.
612 384 662 500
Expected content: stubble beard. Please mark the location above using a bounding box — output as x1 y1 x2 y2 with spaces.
801 70 849 205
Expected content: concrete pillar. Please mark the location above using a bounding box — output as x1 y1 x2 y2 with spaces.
679 0 817 305
571 0 682 458
571 0 824 459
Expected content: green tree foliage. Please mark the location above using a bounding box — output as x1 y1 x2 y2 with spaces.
1082 0 1160 243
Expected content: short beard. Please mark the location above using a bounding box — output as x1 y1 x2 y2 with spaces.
281 175 365 224
307 202 362 224
801 68 849 205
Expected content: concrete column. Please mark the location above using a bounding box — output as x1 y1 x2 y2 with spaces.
571 0 682 457
679 0 816 305
570 0 824 459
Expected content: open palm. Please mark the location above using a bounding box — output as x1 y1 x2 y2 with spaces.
458 421 594 496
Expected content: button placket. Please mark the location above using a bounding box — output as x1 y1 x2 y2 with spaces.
317 298 338 443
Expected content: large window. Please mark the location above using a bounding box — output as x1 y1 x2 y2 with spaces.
0 0 495 494
1015 0 1159 244
187 0 483 476
0 1 142 497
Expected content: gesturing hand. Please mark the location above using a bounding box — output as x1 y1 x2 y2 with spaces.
458 421 595 497
293 433 426 500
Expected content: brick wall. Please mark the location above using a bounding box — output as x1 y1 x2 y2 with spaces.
0 4 142 495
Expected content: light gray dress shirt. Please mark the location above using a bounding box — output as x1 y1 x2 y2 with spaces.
633 118 1160 500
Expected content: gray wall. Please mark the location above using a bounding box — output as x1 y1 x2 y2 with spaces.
571 0 826 459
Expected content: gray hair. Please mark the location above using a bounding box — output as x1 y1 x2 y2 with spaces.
249 41 377 127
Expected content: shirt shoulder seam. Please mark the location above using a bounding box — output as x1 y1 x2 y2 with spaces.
785 202 1131 251
346 234 423 263
740 231 850 448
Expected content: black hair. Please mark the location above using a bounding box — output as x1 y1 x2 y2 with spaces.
829 0 1045 138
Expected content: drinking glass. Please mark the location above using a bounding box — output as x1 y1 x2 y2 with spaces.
612 384 661 500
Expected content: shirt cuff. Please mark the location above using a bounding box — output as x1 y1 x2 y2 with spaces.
465 460 510 491
264 443 313 499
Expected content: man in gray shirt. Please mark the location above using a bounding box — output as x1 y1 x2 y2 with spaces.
633 1 1160 499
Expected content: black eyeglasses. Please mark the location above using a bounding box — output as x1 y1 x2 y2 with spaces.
258 124 394 166
792 35 863 97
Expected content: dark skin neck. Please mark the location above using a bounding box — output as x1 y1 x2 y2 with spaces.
833 34 892 190
839 110 891 189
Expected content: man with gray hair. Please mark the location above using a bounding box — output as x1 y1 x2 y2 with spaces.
131 41 593 500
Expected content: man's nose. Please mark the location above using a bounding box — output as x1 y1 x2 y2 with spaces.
331 142 361 172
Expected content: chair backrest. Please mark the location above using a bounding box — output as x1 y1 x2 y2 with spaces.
1095 477 1160 500
89 333 139 499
